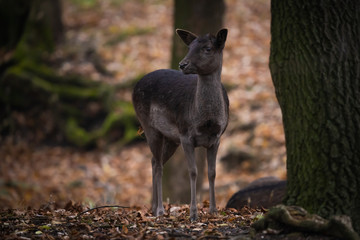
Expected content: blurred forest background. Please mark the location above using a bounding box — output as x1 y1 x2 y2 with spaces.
0 0 286 209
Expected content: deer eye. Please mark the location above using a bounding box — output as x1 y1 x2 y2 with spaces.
203 47 212 53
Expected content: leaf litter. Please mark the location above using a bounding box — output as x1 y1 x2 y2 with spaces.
0 202 265 239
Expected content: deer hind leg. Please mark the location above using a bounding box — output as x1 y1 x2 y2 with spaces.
147 129 178 216
145 128 164 216
154 138 178 216
180 137 198 221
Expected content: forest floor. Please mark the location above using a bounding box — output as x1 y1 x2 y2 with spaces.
0 0 295 239
0 204 338 240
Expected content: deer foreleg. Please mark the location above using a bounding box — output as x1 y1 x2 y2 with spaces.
207 142 219 214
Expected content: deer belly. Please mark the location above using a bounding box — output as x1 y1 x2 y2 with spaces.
150 104 180 142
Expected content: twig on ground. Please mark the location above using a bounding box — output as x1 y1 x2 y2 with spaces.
77 205 129 218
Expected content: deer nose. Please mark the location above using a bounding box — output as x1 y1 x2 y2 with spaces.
179 61 188 70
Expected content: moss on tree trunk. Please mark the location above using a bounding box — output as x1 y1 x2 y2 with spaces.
270 0 360 233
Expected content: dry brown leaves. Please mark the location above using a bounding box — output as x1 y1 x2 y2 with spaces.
0 202 265 239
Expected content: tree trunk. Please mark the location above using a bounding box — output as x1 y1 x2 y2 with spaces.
163 0 225 204
270 0 360 233
170 0 226 69
0 0 31 56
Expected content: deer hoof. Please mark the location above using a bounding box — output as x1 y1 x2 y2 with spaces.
209 207 217 214
190 209 198 222
190 214 198 222
156 208 165 217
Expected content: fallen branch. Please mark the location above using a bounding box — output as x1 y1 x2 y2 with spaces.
77 205 130 218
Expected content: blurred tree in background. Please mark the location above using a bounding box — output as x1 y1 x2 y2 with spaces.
0 0 138 148
170 0 226 70
163 0 226 204
270 0 360 233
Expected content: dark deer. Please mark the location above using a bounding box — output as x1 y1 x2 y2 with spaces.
132 29 229 221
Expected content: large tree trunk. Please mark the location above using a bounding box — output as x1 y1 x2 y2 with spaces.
163 0 225 204
270 0 360 233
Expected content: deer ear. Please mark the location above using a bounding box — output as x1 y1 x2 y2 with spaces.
215 28 228 49
176 29 198 46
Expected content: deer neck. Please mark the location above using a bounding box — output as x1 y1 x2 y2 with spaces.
194 70 224 119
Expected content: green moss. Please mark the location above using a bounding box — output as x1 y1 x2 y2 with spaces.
65 118 93 147
70 0 97 9
6 61 109 99
2 59 139 147
64 101 138 147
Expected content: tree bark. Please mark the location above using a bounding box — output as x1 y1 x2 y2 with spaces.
0 0 31 55
163 0 225 203
270 0 360 233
